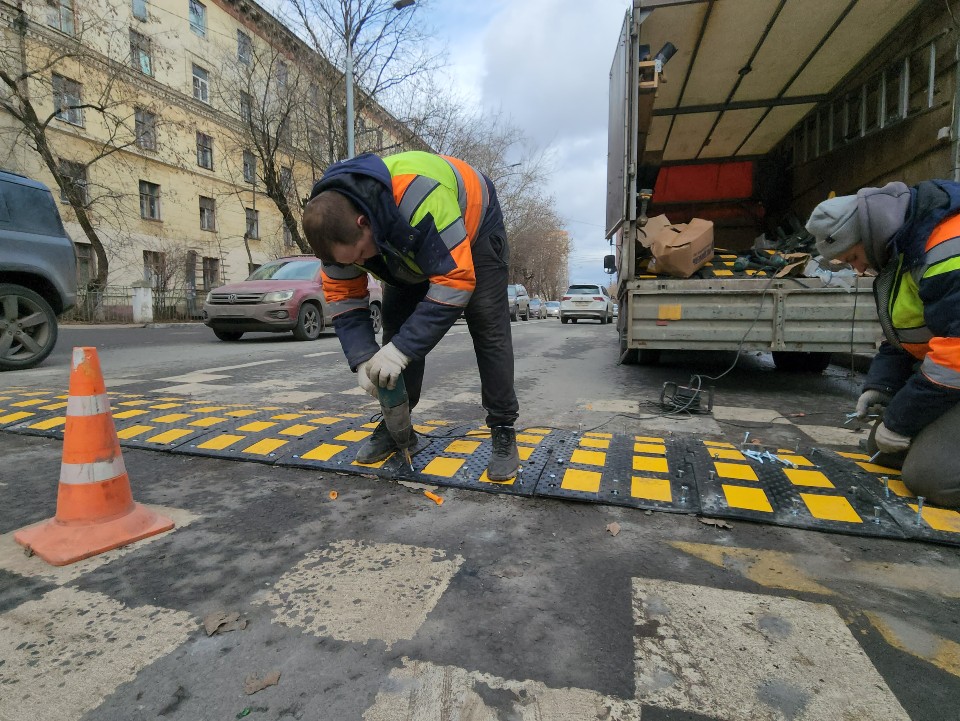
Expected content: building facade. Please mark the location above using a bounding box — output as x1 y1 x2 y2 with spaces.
0 0 421 313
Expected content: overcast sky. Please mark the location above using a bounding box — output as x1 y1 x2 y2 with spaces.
427 0 630 289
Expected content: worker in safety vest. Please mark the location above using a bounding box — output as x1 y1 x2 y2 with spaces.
806 180 960 507
302 151 521 481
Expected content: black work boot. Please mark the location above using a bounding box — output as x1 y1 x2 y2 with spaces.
487 425 520 480
356 421 420 464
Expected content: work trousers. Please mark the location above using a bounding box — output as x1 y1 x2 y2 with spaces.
867 402 960 508
381 223 520 428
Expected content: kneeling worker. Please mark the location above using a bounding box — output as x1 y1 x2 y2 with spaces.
302 151 521 481
806 180 960 507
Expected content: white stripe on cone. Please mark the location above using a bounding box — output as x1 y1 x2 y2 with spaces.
66 393 112 417
60 456 127 485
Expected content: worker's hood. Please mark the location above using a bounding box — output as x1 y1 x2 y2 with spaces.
887 180 960 268
856 182 910 270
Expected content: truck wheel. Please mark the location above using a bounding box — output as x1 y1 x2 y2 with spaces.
370 302 383 334
772 351 832 373
561 316 568 324
0 283 58 371
293 302 323 341
571 318 577 324
637 349 661 365
213 329 243 341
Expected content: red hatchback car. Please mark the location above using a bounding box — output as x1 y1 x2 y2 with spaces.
202 256 383 341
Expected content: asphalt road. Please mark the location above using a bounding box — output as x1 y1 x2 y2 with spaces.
1 318 958 721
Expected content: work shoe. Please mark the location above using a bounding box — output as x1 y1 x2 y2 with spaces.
355 420 420 465
487 425 520 481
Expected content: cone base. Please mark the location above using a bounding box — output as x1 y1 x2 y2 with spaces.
13 503 174 566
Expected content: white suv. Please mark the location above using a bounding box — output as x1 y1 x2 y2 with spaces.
560 284 614 324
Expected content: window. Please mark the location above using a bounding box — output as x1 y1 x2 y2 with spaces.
280 166 293 195
202 256 219 290
47 0 75 35
276 61 288 87
237 30 252 64
239 91 252 123
52 73 83 126
75 243 95 286
143 249 166 288
58 160 88 204
134 108 156 150
245 208 259 239
242 150 256 183
192 64 209 103
132 0 147 21
189 0 206 36
129 29 152 75
199 196 215 230
196 131 213 169
139 180 160 220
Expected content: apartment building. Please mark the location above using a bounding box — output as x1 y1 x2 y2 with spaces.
0 0 421 307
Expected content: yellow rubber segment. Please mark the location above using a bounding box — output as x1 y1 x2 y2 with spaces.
335 430 372 443
113 409 149 419
189 416 229 428
197 434 245 450
633 455 669 473
706 448 746 461
634 443 667 455
908 504 960 532
801 493 862 523
301 443 347 461
723 484 772 512
571 449 606 467
146 429 193 444
29 417 67 430
116 424 154 439
479 469 516 485
579 437 610 450
153 413 193 424
0 412 32 423
225 409 259 418
714 462 758 481
784 468 834 488
561 468 602 493
631 477 672 502
279 424 319 436
236 421 277 432
445 440 481 454
242 438 288 455
422 457 465 477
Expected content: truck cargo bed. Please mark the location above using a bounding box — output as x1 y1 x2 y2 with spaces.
621 276 879 354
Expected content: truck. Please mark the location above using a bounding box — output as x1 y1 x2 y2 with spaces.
606 0 953 370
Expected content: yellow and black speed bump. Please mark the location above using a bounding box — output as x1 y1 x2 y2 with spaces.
692 441 907 540
816 450 960 545
173 409 372 465
0 389 69 431
532 432 701 513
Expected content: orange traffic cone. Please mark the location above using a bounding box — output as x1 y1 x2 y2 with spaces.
14 347 174 565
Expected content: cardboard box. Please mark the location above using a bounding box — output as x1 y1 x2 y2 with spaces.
647 218 715 278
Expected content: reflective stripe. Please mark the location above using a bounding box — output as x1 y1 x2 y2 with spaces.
897 327 933 344
322 263 364 280
426 283 472 307
66 393 111 417
398 176 440 222
924 213 960 251
439 218 468 251
329 298 369 316
442 156 488 244
921 355 960 388
925 235 960 266
60 456 126 485
445 160 468 215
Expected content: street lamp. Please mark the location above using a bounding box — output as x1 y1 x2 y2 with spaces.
345 0 415 159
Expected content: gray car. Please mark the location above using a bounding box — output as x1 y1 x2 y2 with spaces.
507 283 530 321
0 171 77 370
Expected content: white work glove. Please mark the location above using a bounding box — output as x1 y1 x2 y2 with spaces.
874 422 911 454
856 389 892 419
365 342 410 390
355 361 378 398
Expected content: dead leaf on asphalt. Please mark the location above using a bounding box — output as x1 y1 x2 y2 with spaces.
203 611 248 636
243 671 281 695
606 522 621 537
698 517 733 530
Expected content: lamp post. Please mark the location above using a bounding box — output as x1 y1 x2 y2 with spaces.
345 0 415 159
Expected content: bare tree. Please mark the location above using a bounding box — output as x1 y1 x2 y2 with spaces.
280 0 443 160
0 4 157 292
215 36 312 254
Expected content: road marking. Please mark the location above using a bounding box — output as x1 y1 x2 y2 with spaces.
303 351 339 358
260 540 463 648
363 658 642 720
0 587 194 721
866 611 960 678
713 406 793 425
151 383 237 395
796 423 869 447
633 578 910 720
267 390 328 404
193 359 285 373
155 372 231 383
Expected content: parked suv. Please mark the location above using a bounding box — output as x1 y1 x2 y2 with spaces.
560 284 615 324
507 283 530 321
0 171 77 370
202 256 383 341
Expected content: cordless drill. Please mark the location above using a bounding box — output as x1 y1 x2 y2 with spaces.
377 375 415 472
